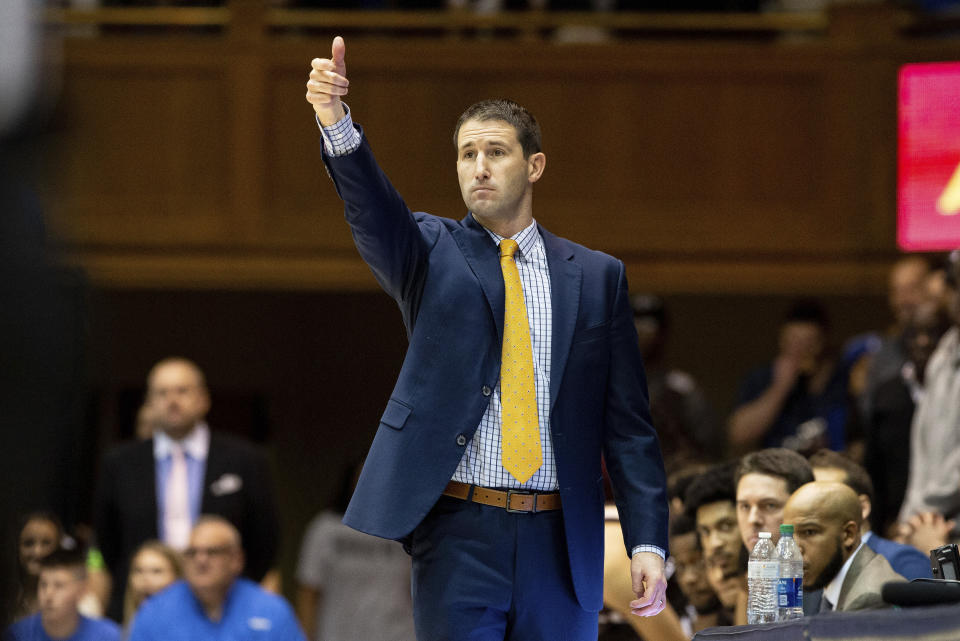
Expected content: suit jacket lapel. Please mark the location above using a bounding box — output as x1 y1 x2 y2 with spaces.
540 225 581 411
142 439 160 537
837 544 875 610
455 214 505 342
200 433 219 511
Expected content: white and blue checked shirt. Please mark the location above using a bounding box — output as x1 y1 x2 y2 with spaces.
319 109 663 558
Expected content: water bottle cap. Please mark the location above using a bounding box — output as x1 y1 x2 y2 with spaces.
758 532 772 538
780 524 794 535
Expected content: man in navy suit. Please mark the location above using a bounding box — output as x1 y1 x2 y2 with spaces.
306 37 669 641
810 449 932 580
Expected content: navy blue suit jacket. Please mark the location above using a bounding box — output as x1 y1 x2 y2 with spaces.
322 129 668 611
866 532 933 580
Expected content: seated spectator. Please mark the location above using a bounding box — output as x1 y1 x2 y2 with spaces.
128 516 305 640
810 448 932 580
729 300 849 453
684 462 747 625
295 464 415 641
123 541 183 628
863 300 950 536
783 482 905 614
631 294 718 474
14 512 63 620
734 448 814 552
898 251 960 547
7 547 121 641
669 514 727 637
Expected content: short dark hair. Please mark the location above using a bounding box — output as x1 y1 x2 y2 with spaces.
37 547 86 578
735 448 814 495
453 99 542 159
784 298 829 331
808 449 874 502
684 461 737 519
670 512 698 539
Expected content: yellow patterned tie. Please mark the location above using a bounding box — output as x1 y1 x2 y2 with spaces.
499 239 542 484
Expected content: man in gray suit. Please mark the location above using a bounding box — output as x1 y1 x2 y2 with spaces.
783 482 905 614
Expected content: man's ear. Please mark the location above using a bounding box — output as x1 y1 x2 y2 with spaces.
842 520 860 551
858 494 871 526
527 152 546 183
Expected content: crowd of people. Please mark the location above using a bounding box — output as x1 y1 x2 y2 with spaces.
4 250 958 640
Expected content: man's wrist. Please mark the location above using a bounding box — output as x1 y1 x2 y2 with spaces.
631 545 666 560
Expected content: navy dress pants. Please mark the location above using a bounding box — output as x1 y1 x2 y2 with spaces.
409 495 598 641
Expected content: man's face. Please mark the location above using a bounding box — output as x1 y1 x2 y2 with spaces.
889 259 929 328
147 362 210 440
671 531 720 613
456 118 541 223
905 302 950 375
778 322 824 374
696 500 743 579
783 503 853 590
737 473 790 552
37 567 84 624
183 523 243 596
19 519 59 577
130 549 178 599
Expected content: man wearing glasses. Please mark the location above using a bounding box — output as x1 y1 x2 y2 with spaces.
129 517 305 640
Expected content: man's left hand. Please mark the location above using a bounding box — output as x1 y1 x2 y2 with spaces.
628 551 667 617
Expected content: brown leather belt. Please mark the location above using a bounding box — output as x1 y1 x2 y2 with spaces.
442 480 561 513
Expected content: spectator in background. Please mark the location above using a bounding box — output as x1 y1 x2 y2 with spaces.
6 547 121 641
734 448 813 552
631 294 718 474
898 250 960 552
295 463 415 641
859 256 931 426
862 300 951 536
14 513 63 621
729 300 849 454
669 514 727 638
123 541 182 629
783 482 904 614
94 357 280 621
128 517 305 641
810 449 931 579
684 462 747 626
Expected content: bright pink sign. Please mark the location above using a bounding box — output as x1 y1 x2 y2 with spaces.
898 62 960 251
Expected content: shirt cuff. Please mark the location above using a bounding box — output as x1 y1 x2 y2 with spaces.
631 544 666 560
317 103 361 157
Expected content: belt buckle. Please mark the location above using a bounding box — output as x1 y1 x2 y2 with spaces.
505 489 534 514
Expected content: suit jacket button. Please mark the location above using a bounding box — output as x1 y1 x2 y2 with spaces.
456 434 467 446
481 385 492 397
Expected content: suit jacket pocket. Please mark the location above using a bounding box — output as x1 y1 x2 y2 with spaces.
573 321 610 345
380 398 413 430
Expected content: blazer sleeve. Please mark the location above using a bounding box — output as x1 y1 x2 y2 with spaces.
322 128 433 308
92 450 121 572
601 261 669 556
239 445 281 582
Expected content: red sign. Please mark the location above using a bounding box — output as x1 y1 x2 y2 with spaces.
898 62 960 251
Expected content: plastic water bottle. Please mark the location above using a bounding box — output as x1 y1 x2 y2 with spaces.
776 524 804 620
747 531 779 624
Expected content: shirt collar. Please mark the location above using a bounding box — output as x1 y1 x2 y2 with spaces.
823 540 864 610
154 423 210 461
476 217 541 262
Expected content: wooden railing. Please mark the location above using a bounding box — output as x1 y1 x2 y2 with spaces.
36 2 960 294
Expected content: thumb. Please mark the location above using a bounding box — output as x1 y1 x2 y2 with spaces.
332 36 346 71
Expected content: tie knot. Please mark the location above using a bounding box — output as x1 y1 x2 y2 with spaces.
500 238 519 259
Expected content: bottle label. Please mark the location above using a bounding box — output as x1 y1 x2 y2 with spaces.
777 577 802 607
749 560 779 579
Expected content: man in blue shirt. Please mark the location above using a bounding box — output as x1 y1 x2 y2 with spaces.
7 548 121 641
128 516 304 641
130 516 306 641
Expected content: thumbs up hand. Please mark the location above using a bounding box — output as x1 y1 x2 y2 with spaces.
306 36 349 126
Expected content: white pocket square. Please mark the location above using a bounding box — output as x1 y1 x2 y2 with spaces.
210 473 243 496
